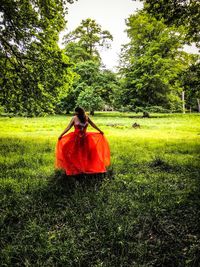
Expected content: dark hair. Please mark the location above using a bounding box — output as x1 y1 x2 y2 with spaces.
75 107 86 123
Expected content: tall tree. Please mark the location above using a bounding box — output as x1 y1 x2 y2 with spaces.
58 20 114 114
0 0 75 116
57 61 102 113
119 12 190 110
64 42 93 63
0 0 76 60
57 61 119 114
181 59 200 112
94 69 120 108
63 18 113 62
135 0 200 46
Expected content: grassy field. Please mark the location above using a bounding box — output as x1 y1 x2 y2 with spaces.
0 112 200 266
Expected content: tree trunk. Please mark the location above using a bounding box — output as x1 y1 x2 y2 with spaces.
197 98 200 113
143 111 150 118
182 91 185 114
90 110 94 115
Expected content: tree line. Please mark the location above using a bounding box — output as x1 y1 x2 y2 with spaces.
0 0 199 116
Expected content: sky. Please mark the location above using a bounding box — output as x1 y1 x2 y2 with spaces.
59 0 143 70
59 0 199 71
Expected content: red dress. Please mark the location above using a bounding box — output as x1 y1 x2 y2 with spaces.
55 121 110 175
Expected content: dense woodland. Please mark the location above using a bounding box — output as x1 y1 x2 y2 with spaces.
0 0 200 116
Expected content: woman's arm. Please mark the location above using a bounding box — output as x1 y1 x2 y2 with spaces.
58 117 74 140
88 117 104 134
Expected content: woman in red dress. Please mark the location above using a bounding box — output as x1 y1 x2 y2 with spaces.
55 107 110 175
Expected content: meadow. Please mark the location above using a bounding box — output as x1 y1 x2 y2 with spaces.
0 112 200 267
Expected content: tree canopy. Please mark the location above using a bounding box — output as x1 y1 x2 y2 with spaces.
0 0 76 63
135 0 200 46
0 0 76 116
57 19 116 114
181 60 200 112
63 18 113 63
119 12 191 111
0 1 199 115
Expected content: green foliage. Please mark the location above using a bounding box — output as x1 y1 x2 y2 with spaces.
0 0 75 55
74 61 101 86
63 18 113 62
0 105 5 114
0 114 200 266
0 43 74 116
58 61 119 113
119 12 190 111
0 0 76 116
64 42 95 63
135 106 170 113
77 86 104 115
137 0 200 46
57 61 101 113
181 60 200 112
59 19 114 114
95 69 120 107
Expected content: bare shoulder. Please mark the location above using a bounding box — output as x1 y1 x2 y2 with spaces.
73 115 80 124
70 116 76 123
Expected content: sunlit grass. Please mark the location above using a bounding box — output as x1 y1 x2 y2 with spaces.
0 112 200 266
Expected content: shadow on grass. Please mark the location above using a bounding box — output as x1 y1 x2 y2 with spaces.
1 136 200 266
47 169 110 194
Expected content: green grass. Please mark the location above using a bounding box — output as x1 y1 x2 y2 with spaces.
0 112 200 266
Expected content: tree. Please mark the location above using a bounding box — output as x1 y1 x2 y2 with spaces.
0 0 75 61
0 0 75 116
94 69 120 108
135 0 200 46
0 42 74 116
58 60 120 114
181 59 200 112
57 60 100 113
119 12 190 111
57 19 114 115
63 18 113 62
77 86 104 115
64 42 94 63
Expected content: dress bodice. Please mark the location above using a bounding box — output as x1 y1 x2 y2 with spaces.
74 121 88 133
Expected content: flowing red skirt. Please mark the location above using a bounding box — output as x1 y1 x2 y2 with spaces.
55 130 110 175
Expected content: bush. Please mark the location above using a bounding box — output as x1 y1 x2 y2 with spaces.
134 106 170 114
77 86 104 115
0 105 5 115
146 106 170 113
118 105 134 112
